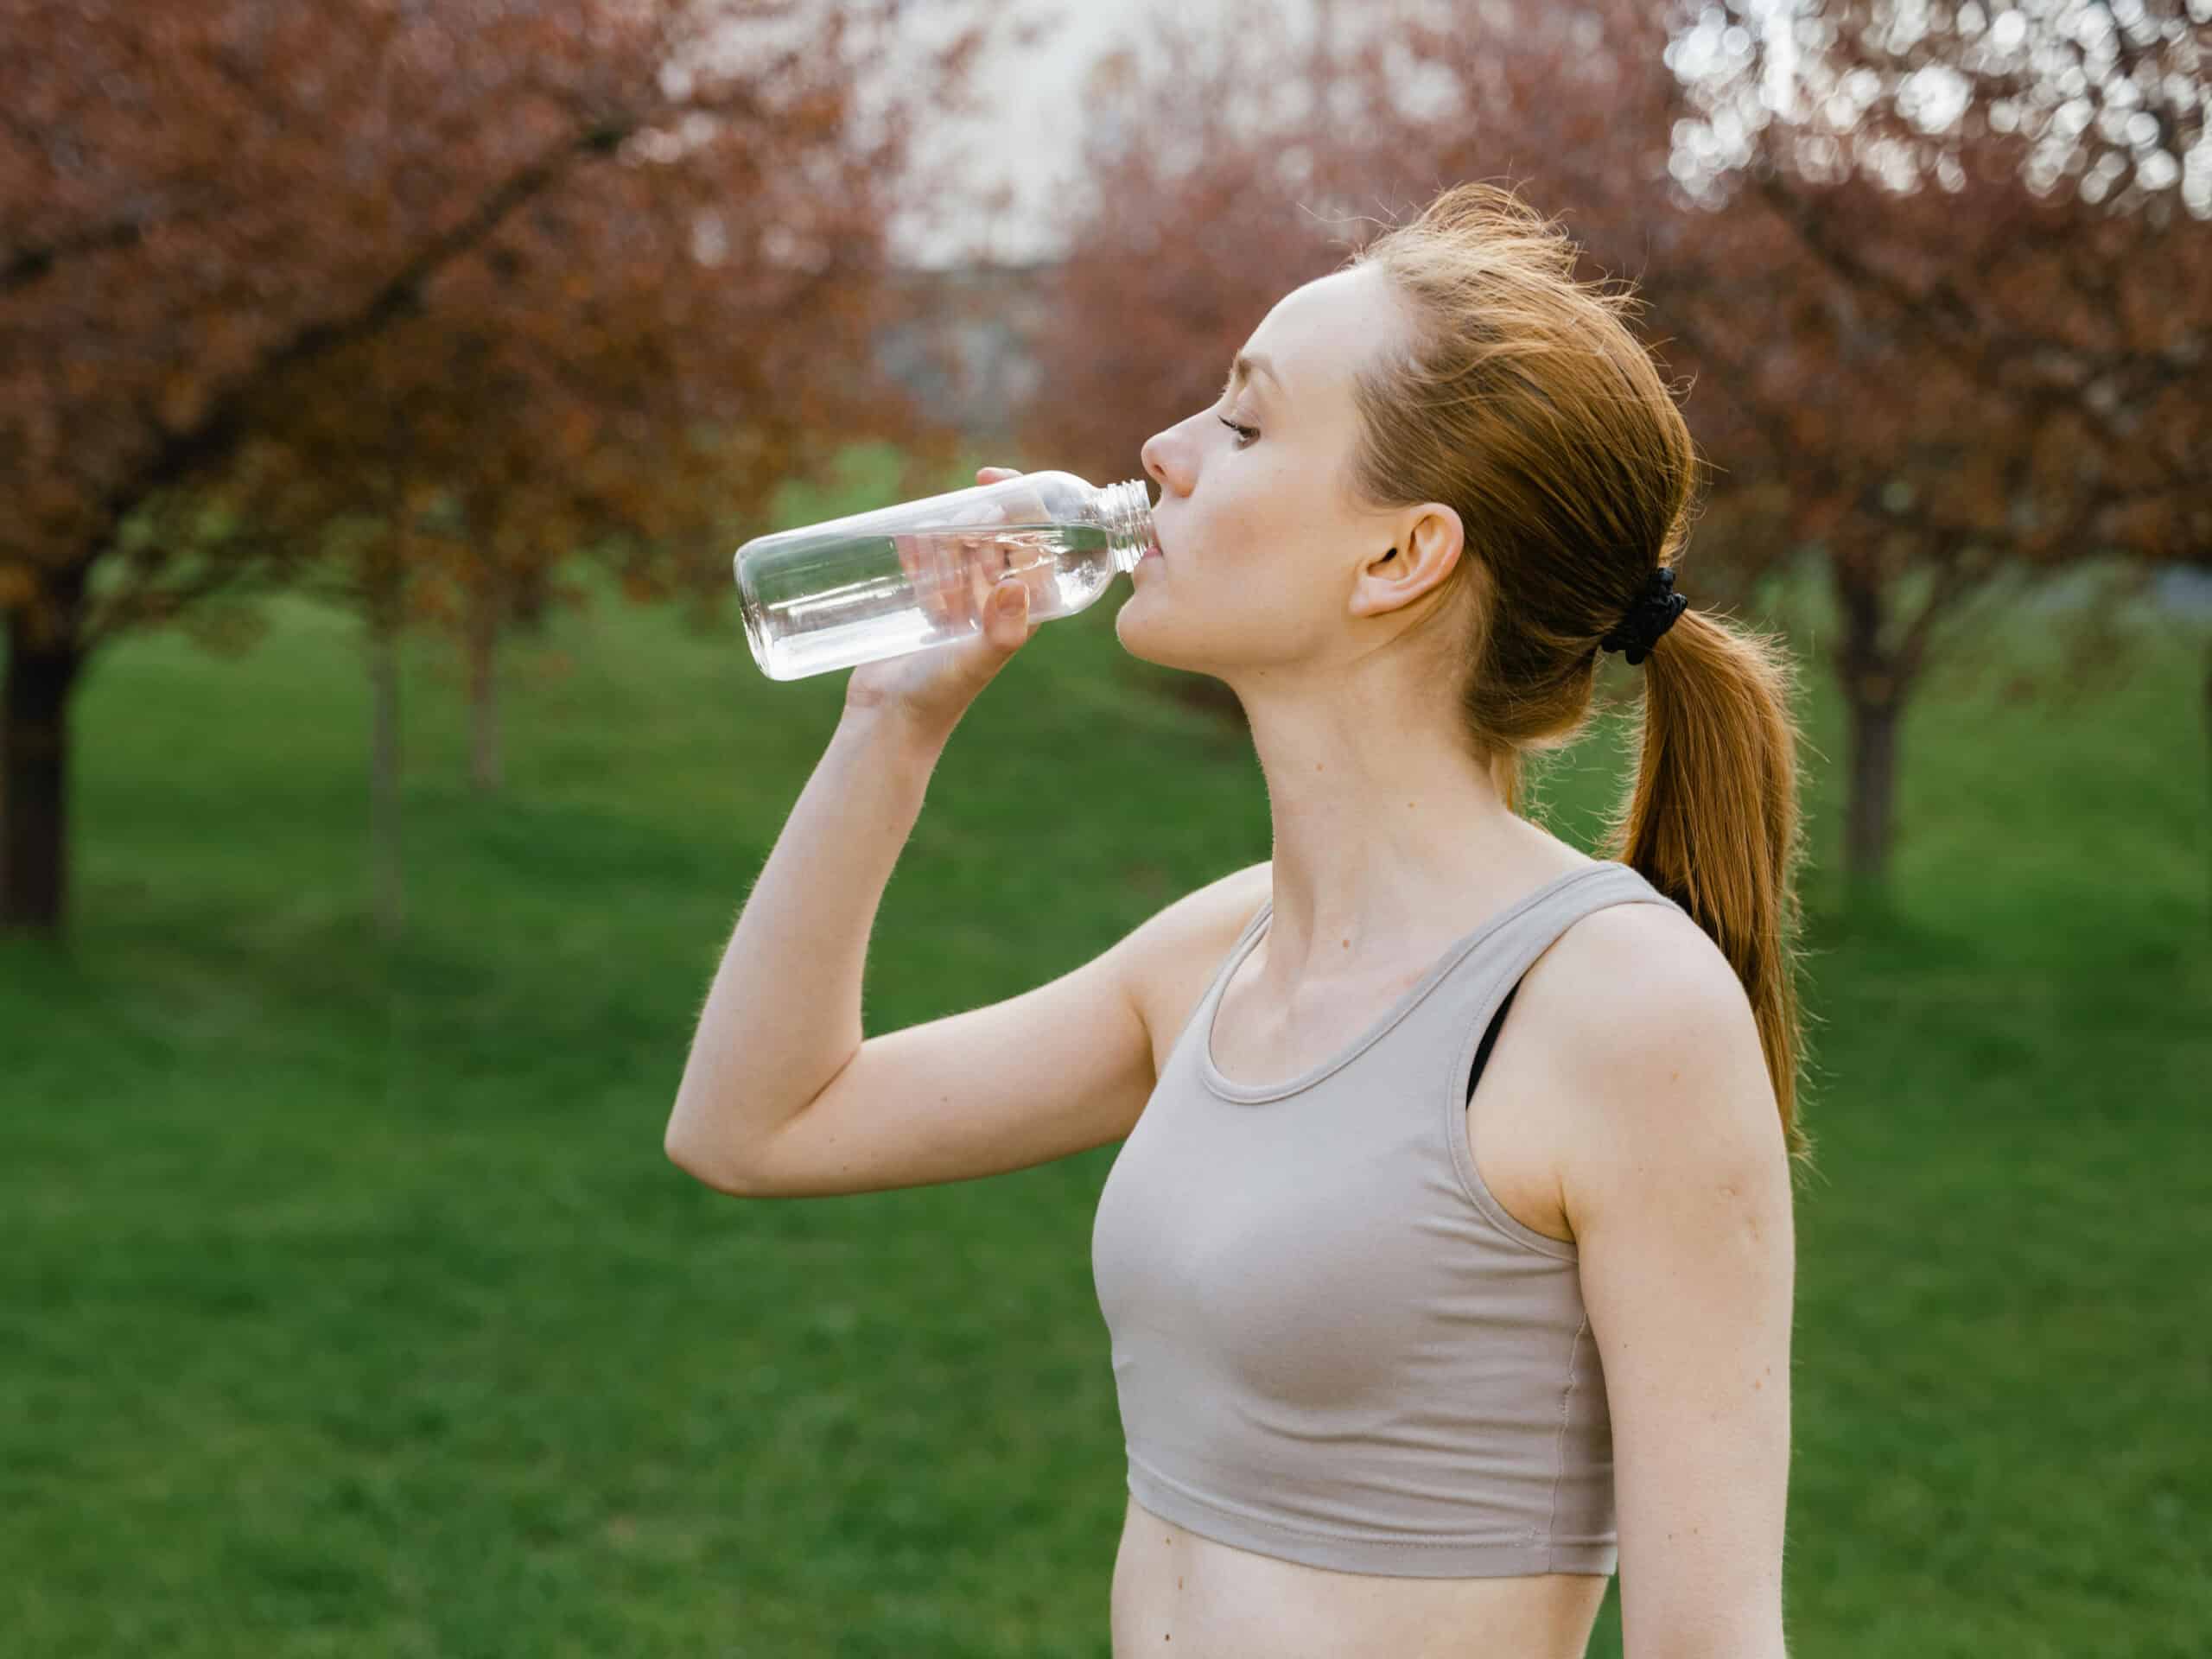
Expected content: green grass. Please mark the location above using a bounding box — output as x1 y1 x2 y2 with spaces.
3 491 2207 1655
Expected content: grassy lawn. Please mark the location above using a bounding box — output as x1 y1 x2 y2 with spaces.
3 481 2205 1655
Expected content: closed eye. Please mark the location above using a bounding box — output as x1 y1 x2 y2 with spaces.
1218 416 1258 448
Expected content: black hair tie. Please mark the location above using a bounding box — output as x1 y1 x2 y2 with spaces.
1599 564 1688 667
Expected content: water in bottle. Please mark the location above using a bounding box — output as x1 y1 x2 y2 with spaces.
734 470 1158 680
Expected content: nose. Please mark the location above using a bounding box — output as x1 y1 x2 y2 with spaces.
1141 421 1192 499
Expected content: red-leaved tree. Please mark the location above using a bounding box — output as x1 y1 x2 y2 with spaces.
0 0 997 935
1657 0 2212 877
1023 0 2209 886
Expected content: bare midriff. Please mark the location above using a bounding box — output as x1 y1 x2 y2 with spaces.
1109 1495 1609 1658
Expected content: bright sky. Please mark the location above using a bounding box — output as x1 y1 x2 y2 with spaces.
890 2 1154 269
886 0 1459 268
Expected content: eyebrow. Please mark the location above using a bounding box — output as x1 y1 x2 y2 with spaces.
1224 351 1284 399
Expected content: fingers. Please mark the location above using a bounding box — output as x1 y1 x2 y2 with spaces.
985 572 1029 650
894 469 1023 645
944 534 979 632
908 530 968 637
965 529 1022 623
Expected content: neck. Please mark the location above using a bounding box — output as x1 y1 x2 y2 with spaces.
1235 667 1568 987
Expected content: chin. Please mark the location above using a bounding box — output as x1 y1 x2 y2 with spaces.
1112 593 1217 677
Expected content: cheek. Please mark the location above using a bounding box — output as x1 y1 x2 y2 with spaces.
1193 459 1288 563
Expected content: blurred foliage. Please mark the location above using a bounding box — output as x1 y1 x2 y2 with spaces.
0 0 1005 930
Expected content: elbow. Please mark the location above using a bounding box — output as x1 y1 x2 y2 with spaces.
663 1116 758 1198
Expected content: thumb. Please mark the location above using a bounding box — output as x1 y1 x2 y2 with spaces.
945 579 1029 702
981 575 1031 653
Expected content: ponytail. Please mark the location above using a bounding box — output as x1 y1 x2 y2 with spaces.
1346 181 1818 1174
1604 608 1816 1169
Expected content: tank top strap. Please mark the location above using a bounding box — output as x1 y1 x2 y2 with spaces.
1171 860 1687 1101
1160 892 1274 1065
1397 858 1690 1078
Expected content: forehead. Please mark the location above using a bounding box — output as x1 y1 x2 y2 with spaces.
1243 266 1402 401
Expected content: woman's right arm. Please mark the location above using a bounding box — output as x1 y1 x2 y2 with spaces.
664 461 1269 1198
664 699 1268 1198
663 702 957 1191
664 461 1049 1192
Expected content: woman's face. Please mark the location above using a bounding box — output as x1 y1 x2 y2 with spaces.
1122 264 1463 676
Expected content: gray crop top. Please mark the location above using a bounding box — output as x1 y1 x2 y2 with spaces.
1090 859 1688 1579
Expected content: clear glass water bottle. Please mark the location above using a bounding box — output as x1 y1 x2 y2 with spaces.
734 469 1159 680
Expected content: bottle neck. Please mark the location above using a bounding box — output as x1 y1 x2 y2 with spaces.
1096 479 1158 573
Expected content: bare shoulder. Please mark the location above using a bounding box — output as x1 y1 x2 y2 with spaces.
1522 899 1788 1217
1529 906 1796 1635
1121 858 1274 1077
1528 896 1746 1031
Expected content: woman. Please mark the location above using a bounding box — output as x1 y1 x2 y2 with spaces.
667 182 1813 1658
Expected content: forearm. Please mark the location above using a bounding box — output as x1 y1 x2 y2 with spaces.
664 705 944 1176
1627 1607 1788 1659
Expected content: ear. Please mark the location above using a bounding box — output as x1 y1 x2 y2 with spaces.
1350 503 1464 619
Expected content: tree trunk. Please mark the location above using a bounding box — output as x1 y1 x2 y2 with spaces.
2 568 89 937
466 571 504 794
508 559 550 636
1834 557 1904 897
366 571 405 942
1842 690 1902 891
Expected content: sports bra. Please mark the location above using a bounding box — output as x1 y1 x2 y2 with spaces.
1090 859 1688 1578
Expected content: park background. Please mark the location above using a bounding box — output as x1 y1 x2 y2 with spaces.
3 2 2207 1655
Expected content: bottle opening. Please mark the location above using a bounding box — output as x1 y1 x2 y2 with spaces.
1100 478 1158 567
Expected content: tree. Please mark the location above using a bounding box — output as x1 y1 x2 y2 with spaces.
0 0 996 935
1024 0 2209 887
1659 0 2211 881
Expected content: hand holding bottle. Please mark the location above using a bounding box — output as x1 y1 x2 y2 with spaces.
736 464 1153 687
842 466 1041 741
